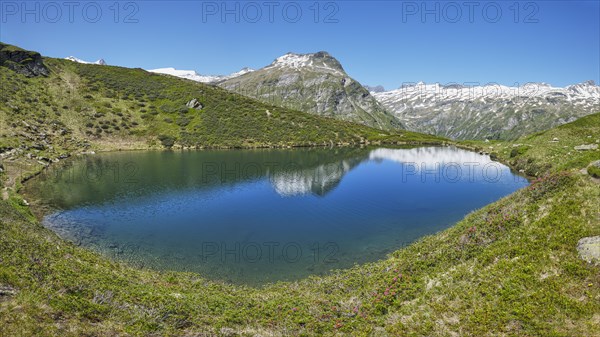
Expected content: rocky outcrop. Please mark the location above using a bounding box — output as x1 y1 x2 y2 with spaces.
0 42 49 77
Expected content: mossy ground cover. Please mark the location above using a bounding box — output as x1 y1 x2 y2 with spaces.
0 47 599 335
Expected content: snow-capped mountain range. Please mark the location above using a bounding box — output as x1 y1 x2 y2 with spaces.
148 67 254 83
65 56 106 65
373 81 600 140
374 81 600 102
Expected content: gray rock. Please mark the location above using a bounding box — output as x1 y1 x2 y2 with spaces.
577 236 600 265
185 98 203 110
0 285 17 298
574 144 599 151
219 327 236 337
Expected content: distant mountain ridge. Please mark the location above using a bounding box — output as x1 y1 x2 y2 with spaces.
373 81 600 140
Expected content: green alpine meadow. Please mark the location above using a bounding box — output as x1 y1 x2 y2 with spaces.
1 2 599 336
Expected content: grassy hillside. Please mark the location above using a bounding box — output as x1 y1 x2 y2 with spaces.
462 112 600 176
0 47 444 189
0 45 598 336
0 50 437 149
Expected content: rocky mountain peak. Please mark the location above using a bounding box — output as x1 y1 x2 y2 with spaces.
219 51 401 131
569 80 597 88
365 85 386 93
583 80 596 86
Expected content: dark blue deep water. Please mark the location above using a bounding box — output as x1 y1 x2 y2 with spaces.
26 147 528 285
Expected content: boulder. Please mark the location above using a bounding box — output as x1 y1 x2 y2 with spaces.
577 236 600 265
186 98 203 110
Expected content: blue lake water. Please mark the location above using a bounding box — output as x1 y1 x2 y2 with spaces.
25 146 528 285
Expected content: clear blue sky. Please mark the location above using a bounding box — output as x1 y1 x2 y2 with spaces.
1 1 599 89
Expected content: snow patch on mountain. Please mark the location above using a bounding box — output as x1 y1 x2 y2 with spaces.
266 52 344 75
65 56 106 65
148 68 219 83
271 53 312 69
148 67 254 83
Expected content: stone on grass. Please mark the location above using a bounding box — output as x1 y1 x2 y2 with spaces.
574 144 599 151
577 236 600 265
186 99 203 110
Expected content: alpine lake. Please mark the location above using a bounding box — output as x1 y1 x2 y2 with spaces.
24 146 528 286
